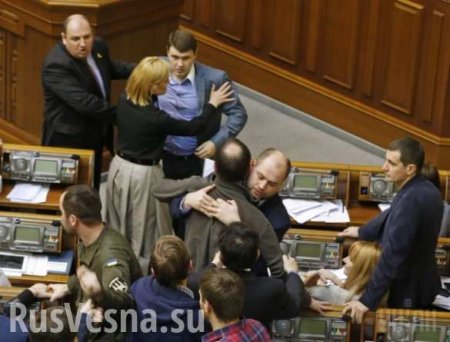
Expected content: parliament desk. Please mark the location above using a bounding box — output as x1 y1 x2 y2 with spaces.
0 143 95 213
288 161 450 230
0 211 76 287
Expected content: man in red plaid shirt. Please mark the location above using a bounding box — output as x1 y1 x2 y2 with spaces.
199 268 270 342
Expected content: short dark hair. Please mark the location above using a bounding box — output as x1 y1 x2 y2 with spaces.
150 235 191 288
256 148 291 180
28 305 76 342
200 268 244 323
387 136 424 173
167 29 197 53
422 162 441 190
219 225 259 272
215 138 251 183
62 185 102 226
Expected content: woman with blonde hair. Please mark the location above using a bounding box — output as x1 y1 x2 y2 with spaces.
304 241 382 305
105 56 233 272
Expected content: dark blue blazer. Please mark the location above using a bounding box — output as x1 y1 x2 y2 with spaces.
359 175 443 310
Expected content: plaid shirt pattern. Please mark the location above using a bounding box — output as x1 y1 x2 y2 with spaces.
201 318 270 342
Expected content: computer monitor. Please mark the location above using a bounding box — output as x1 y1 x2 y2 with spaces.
298 318 328 339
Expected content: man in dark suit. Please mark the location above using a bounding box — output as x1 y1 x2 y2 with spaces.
41 14 134 188
188 225 329 331
339 137 443 323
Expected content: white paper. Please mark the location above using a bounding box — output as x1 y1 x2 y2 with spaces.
310 200 350 223
7 183 42 201
282 199 322 214
284 199 349 224
202 158 215 178
329 266 348 281
7 183 50 203
24 254 48 276
47 261 68 273
378 203 391 212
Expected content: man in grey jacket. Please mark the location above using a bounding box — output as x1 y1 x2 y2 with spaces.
153 138 285 278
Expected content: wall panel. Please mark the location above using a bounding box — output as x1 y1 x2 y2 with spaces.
214 0 247 43
322 0 360 90
380 0 424 115
181 0 450 168
267 0 301 66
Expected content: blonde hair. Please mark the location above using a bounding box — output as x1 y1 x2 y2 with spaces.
343 241 381 297
125 56 169 106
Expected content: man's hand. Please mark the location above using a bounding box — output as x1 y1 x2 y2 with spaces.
342 300 369 324
47 284 70 302
28 283 51 299
337 226 360 238
207 198 241 225
183 184 216 216
80 298 104 322
309 298 333 315
77 265 103 301
283 255 299 273
195 140 216 159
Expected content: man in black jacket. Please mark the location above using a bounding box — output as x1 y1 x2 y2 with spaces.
41 14 134 188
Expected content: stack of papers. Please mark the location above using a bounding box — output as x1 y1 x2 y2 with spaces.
0 251 48 277
7 183 50 203
283 198 350 224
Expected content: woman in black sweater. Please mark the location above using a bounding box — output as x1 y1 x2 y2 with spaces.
105 56 233 271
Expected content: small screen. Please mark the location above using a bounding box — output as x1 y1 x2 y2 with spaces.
34 159 58 175
0 254 25 269
14 225 41 242
414 327 441 342
299 319 327 337
294 175 318 189
295 242 321 259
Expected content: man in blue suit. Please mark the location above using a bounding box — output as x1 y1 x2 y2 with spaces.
158 29 247 179
339 137 443 323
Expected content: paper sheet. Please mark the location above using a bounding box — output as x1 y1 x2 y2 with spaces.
7 183 50 203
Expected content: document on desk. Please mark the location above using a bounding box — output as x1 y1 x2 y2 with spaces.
0 251 48 277
7 183 50 203
310 200 350 223
378 203 391 212
283 199 349 224
202 158 215 178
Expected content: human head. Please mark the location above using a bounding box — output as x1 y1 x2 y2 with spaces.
422 162 441 190
125 56 169 106
218 225 259 272
166 29 197 80
61 14 93 60
343 241 381 296
199 268 244 324
150 235 191 288
247 148 291 200
28 305 76 342
60 185 102 234
382 137 424 187
215 138 251 183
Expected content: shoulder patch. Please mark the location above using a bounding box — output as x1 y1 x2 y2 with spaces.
109 277 128 293
105 258 118 267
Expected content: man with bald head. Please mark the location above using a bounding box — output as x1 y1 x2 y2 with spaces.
41 14 135 188
153 138 288 278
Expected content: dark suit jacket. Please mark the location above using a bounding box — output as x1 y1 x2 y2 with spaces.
359 175 443 310
41 37 134 151
188 266 309 331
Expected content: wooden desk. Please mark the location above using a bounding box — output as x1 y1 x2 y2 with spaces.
0 286 26 299
0 211 76 286
0 183 64 211
0 143 94 212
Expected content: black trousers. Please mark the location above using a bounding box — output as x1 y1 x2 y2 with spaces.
162 150 204 180
162 150 205 239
